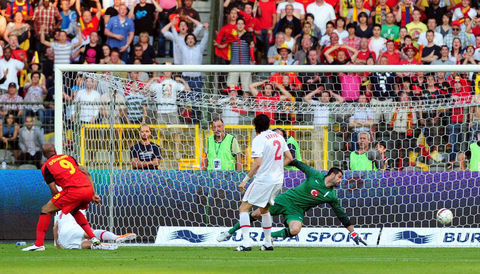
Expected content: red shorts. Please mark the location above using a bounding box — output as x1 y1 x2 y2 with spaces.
51 186 94 214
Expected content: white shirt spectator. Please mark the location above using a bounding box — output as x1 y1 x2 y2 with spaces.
306 1 336 36
368 37 386 59
0 58 23 90
164 24 203 65
150 79 184 114
24 86 44 112
277 1 305 17
417 31 444 46
218 96 245 125
349 106 374 132
73 88 101 123
174 28 209 77
310 101 330 126
452 6 477 21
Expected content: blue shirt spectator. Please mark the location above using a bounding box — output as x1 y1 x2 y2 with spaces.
105 4 135 62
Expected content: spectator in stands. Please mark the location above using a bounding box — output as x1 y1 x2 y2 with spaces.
380 39 401 65
60 0 77 37
452 0 477 22
368 24 386 58
450 37 463 64
406 9 426 42
125 77 147 125
99 88 127 124
227 18 254 92
395 0 414 27
389 91 417 169
273 44 297 65
72 77 101 123
130 124 162 170
343 23 360 49
420 30 441 64
418 73 441 148
444 21 468 50
432 45 454 66
163 15 204 64
8 35 28 63
0 83 23 120
3 12 30 46
356 37 375 64
0 47 24 91
436 13 452 38
23 72 50 125
248 80 292 124
399 44 419 68
294 36 313 65
319 21 336 48
325 44 358 64
5 0 33 22
277 0 305 20
297 49 322 93
349 131 383 170
306 0 336 35
32 0 62 45
73 31 104 64
334 17 348 42
128 44 154 64
105 4 135 62
137 32 156 64
355 12 372 38
419 0 452 26
461 45 477 65
203 117 242 171
176 24 209 124
101 45 111 64
274 5 302 37
215 86 245 125
40 25 84 65
369 56 397 124
129 0 163 46
17 116 45 168
104 0 121 25
282 24 296 51
304 87 345 127
305 13 322 38
256 0 277 61
418 18 444 46
176 0 201 32
448 76 472 168
295 22 318 50
371 0 390 25
346 0 370 24
349 93 374 150
76 0 102 38
267 32 286 64
381 13 399 41
0 112 19 160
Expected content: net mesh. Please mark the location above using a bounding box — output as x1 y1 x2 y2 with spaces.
59 66 480 243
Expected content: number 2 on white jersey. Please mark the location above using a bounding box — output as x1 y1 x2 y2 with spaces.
273 140 282 161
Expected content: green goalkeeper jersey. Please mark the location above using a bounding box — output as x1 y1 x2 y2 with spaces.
275 160 350 226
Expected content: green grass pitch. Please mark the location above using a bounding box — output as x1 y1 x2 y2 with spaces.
1 244 479 273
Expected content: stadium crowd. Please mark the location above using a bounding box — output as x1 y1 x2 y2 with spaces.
0 0 479 171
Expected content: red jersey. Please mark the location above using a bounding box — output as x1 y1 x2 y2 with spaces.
215 23 237 61
41 154 91 188
257 0 276 30
256 93 281 123
81 16 99 37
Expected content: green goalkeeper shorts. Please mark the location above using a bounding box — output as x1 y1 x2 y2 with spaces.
269 202 304 224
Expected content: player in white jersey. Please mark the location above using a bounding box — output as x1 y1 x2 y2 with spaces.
53 210 137 250
236 114 293 251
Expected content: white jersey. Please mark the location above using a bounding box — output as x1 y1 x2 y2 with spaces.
251 130 288 185
56 211 87 249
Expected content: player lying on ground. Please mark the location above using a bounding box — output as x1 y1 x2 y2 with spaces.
218 160 367 246
23 144 102 251
54 210 137 250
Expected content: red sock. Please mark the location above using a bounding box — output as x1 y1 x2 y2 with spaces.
35 213 51 247
72 211 96 239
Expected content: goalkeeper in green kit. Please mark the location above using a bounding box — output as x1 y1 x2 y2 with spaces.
217 159 367 246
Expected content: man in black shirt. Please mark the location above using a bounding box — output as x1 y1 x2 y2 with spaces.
130 124 162 169
417 0 453 26
369 55 398 125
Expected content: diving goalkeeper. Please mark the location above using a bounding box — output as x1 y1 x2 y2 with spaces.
217 160 367 246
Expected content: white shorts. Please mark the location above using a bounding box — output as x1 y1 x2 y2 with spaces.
57 216 86 249
242 182 282 208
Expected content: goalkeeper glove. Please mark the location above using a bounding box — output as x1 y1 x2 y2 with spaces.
351 232 367 246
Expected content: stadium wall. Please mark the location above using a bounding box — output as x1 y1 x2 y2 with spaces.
1 170 480 241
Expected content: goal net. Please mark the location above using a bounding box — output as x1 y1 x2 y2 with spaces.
55 64 480 245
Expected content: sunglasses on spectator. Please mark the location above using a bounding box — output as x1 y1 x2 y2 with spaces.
452 28 460 31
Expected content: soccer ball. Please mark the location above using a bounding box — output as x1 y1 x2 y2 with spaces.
436 208 453 225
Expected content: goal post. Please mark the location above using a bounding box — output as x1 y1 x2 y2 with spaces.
54 64 480 246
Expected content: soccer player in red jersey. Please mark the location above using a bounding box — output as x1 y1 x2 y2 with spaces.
22 144 101 251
